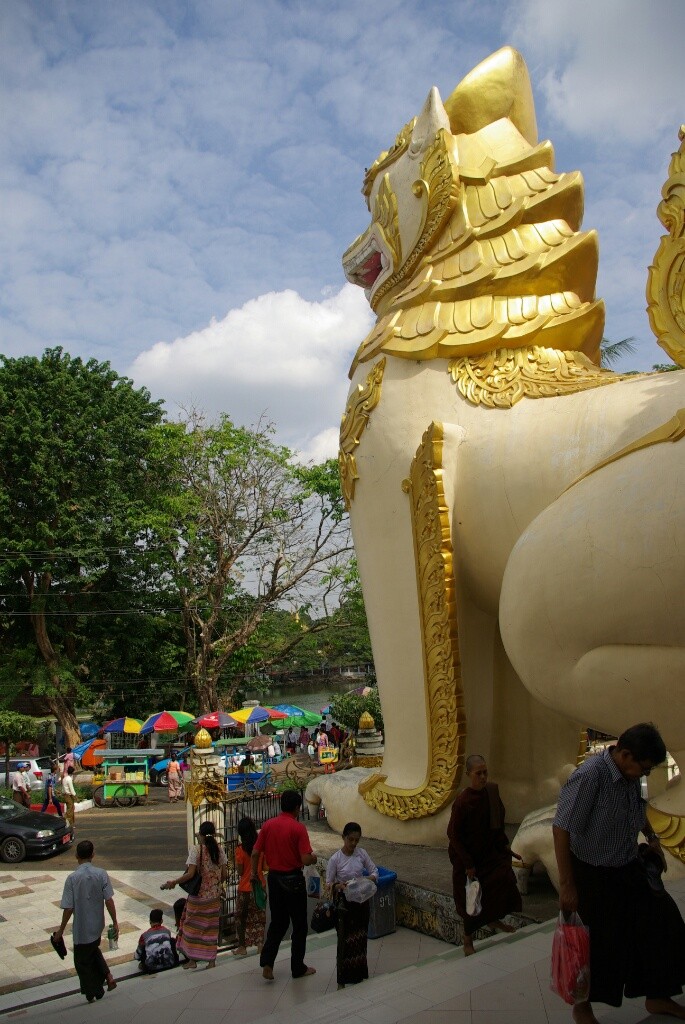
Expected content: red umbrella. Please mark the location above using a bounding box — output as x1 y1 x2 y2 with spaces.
192 711 237 730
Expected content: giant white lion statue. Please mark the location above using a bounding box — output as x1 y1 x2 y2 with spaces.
307 47 685 857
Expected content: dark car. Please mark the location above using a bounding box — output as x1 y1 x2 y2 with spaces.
0 797 74 863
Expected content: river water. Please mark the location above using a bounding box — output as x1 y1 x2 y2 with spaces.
243 673 368 719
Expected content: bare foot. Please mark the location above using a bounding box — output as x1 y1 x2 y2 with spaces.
645 998 685 1019
232 947 247 956
262 966 274 981
294 966 316 977
572 1002 600 1024
463 937 475 957
492 920 516 933
106 975 117 991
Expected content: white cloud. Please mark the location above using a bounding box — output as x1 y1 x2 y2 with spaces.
129 283 373 453
509 0 684 142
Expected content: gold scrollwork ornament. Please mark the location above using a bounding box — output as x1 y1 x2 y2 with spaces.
359 421 465 820
338 358 386 509
647 126 685 369
449 346 629 409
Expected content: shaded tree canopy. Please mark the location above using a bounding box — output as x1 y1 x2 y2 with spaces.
0 348 164 743
146 414 355 711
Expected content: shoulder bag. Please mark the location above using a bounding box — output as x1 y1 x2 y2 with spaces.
179 846 202 896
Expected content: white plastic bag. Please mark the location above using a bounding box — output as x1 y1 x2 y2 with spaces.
304 865 320 899
465 877 482 916
345 876 378 903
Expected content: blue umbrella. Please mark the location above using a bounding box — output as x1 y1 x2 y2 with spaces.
272 703 309 717
79 722 100 738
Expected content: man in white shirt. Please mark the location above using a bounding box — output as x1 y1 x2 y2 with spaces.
12 763 31 808
61 765 77 830
54 840 119 1003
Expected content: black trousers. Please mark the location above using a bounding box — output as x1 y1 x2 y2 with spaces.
573 853 685 1006
74 939 109 999
260 870 309 977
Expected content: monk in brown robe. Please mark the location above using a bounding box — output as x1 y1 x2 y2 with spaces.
447 754 522 955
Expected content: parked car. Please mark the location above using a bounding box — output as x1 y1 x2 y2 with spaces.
0 756 53 793
149 746 193 787
0 797 73 863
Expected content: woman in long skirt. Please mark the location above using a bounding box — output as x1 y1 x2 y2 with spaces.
167 754 183 802
232 817 266 956
326 822 378 989
162 820 227 968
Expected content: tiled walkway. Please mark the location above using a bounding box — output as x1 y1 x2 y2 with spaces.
2 873 685 1023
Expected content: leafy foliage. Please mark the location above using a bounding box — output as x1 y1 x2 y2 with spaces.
329 687 383 734
0 348 164 741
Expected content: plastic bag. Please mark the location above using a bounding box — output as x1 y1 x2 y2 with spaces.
550 911 590 1005
345 876 377 903
465 877 482 916
304 864 320 899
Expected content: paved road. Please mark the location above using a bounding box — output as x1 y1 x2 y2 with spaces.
10 788 189 872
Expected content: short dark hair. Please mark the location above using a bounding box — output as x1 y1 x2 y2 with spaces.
67 766 74 775
281 790 302 814
616 723 667 765
342 821 361 837
76 840 94 860
149 908 164 924
465 753 486 773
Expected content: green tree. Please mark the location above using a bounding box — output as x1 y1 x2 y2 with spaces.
0 348 164 743
148 414 354 711
330 688 383 734
0 711 39 792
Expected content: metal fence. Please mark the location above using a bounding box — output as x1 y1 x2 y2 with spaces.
189 789 309 948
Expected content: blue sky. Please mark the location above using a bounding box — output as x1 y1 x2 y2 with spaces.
2 0 683 457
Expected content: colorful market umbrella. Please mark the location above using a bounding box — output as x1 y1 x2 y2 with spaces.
278 710 321 729
102 717 142 734
192 711 237 730
228 706 289 725
139 710 196 735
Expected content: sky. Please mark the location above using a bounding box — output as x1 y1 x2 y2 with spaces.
2 0 684 460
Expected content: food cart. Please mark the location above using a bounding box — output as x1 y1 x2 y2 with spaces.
92 750 155 807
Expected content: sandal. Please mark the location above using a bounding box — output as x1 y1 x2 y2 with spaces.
182 959 197 970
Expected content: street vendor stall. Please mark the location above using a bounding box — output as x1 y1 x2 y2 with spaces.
92 750 158 807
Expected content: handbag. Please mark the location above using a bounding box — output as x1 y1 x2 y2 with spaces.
179 846 202 896
310 900 337 933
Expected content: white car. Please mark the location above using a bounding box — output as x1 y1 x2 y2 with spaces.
0 756 53 792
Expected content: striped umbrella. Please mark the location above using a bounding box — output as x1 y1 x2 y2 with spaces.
139 710 196 735
102 717 143 734
191 711 237 730
227 706 289 725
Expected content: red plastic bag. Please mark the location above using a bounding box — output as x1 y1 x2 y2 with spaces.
550 911 590 1005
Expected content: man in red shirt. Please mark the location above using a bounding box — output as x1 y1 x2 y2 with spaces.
252 790 317 980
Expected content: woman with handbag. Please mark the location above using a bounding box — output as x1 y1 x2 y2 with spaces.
162 820 227 969
326 821 378 989
232 817 267 957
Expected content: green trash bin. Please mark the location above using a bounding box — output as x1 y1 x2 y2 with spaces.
368 867 397 938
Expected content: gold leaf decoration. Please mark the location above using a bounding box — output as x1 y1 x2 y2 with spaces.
362 118 416 203
338 358 386 509
449 346 629 408
647 126 685 368
374 174 402 269
359 421 465 819
647 805 685 864
371 129 461 313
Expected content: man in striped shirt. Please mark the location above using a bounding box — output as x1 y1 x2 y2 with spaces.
554 722 685 1023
